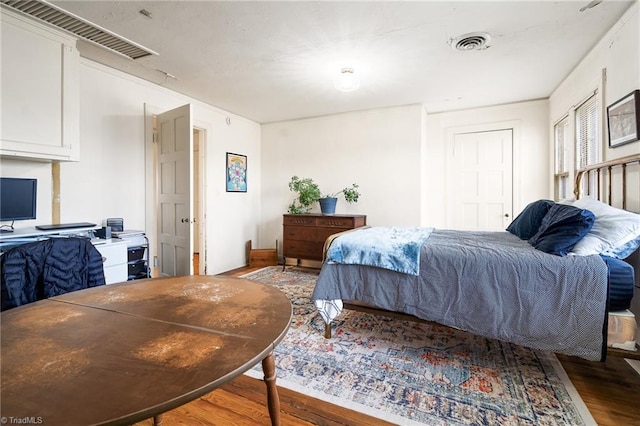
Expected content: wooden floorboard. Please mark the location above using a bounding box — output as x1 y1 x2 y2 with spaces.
137 263 640 425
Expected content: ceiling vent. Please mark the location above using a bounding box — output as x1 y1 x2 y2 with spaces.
1 0 158 60
450 32 492 51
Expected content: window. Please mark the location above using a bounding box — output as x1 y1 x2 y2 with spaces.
575 93 600 195
554 116 570 200
553 90 601 201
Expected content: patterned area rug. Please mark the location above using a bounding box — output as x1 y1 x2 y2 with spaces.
242 266 595 426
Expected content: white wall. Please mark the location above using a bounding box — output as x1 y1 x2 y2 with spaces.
550 2 639 164
260 98 550 248
2 4 636 274
260 104 424 252
549 1 639 211
1 59 262 274
260 99 550 250
424 100 550 228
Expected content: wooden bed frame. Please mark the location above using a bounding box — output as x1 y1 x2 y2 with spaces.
323 153 640 359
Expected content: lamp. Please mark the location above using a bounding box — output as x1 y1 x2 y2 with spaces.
334 67 360 92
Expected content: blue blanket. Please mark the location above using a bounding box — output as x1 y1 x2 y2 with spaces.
325 226 434 275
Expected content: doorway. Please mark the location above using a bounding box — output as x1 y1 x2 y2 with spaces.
192 127 204 275
448 128 513 230
147 104 205 277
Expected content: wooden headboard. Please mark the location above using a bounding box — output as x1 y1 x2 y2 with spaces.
574 153 640 212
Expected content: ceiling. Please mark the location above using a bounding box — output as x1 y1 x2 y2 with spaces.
45 0 634 124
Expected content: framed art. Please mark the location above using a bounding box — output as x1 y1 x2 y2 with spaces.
226 152 247 192
607 89 640 148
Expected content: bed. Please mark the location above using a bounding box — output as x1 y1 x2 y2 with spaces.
311 154 640 361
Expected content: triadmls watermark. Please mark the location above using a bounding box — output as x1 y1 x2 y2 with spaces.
0 417 44 425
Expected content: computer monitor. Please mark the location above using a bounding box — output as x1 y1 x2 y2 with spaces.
0 178 37 228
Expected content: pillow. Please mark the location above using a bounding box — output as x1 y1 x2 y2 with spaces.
506 199 555 240
528 204 595 256
570 198 640 258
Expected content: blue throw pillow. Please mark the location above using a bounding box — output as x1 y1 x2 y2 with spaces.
506 199 555 240
528 204 595 256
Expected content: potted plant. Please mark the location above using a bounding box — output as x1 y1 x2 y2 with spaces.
287 176 321 214
287 176 361 215
318 183 360 215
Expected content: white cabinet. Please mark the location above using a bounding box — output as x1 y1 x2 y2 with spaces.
0 8 80 161
94 241 128 285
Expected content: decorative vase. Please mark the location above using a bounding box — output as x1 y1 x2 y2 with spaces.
319 197 338 215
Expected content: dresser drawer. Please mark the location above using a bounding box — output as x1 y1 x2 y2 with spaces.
316 227 349 242
283 240 324 261
316 217 358 228
283 215 317 226
284 225 319 241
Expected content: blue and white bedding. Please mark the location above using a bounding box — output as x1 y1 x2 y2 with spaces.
312 229 609 361
601 255 635 311
325 226 434 275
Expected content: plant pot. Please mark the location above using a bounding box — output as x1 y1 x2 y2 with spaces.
319 197 338 215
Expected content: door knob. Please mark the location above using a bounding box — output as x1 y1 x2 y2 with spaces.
504 213 510 218
181 218 189 223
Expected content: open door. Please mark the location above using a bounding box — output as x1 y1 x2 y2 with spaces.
156 104 193 277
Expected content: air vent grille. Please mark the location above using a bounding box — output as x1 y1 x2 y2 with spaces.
451 32 492 51
1 0 157 60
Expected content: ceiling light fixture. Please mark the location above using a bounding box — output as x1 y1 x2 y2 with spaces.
334 67 360 92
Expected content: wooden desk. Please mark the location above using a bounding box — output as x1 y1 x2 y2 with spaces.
0 276 292 425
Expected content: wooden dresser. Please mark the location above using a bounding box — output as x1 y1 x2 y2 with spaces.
283 214 367 267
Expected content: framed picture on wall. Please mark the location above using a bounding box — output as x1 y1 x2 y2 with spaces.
226 152 247 192
607 89 640 148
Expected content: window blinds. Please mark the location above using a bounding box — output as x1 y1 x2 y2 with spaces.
575 92 600 196
575 93 600 169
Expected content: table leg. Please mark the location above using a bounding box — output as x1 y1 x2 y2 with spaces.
153 414 163 425
261 352 281 426
324 322 332 339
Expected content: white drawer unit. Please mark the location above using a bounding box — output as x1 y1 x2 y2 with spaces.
94 240 128 285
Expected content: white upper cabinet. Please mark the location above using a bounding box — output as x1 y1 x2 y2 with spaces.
1 8 80 162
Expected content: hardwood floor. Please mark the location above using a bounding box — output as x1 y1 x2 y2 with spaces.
136 264 640 425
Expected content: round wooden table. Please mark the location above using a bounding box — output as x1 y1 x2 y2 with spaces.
0 275 292 425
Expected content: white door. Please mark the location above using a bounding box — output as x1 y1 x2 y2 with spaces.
451 129 513 230
157 104 193 277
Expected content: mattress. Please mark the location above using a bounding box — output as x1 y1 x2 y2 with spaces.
601 255 635 311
